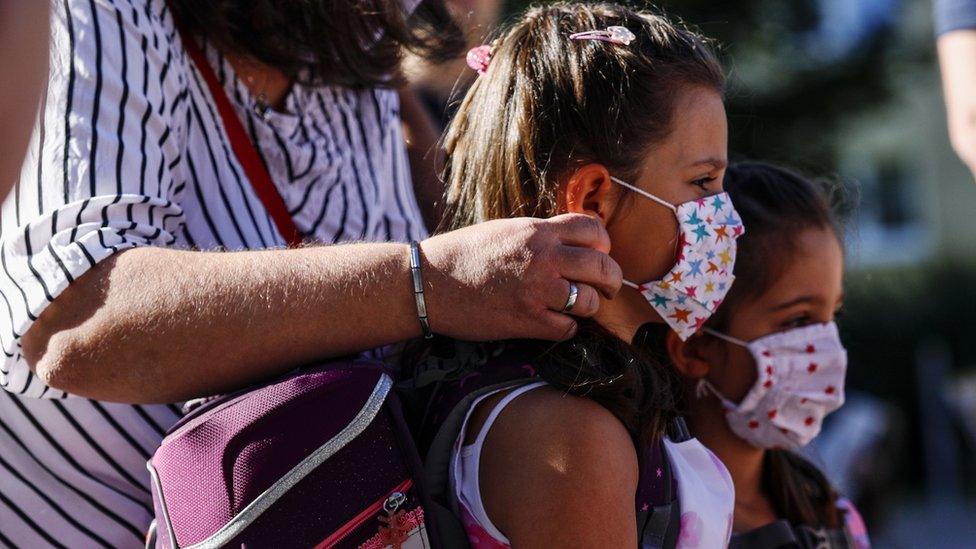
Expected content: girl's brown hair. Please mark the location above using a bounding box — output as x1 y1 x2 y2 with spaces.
439 2 724 440
170 0 465 88
643 161 846 528
441 2 725 230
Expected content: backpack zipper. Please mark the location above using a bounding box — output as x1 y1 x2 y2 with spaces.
314 478 413 548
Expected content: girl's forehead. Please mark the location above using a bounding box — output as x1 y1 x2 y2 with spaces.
757 229 845 311
643 89 728 171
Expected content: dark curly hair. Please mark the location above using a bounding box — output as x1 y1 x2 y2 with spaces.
169 0 466 87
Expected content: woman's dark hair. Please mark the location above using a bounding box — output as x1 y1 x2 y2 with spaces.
169 0 466 87
644 161 846 528
438 2 725 441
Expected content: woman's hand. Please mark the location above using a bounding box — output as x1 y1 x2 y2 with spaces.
421 213 622 341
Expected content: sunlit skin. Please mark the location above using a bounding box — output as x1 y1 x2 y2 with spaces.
564 87 729 341
463 86 728 547
665 227 845 533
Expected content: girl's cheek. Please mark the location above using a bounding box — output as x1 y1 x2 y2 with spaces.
607 204 677 283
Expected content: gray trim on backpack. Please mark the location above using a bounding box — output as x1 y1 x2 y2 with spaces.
147 462 178 549
151 374 393 549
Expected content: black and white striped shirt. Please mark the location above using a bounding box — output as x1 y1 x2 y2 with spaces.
0 1 426 546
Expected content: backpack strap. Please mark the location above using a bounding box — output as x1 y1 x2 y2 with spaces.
635 416 688 549
729 520 800 548
174 17 303 247
423 379 531 548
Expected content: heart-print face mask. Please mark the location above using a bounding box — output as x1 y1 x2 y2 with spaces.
700 321 848 450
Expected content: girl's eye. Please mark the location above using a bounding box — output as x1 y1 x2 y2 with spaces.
782 314 811 329
692 176 715 190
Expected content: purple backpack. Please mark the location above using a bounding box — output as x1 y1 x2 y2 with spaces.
147 347 680 548
147 358 446 548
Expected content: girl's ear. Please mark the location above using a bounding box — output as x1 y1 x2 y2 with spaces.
666 329 712 380
564 163 617 223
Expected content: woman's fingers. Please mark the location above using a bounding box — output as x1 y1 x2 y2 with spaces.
548 213 612 253
553 245 623 299
546 279 600 318
536 310 579 341
420 216 623 342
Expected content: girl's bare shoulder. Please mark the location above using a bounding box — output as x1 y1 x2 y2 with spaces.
473 385 640 546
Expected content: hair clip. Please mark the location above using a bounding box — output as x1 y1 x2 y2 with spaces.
466 44 493 75
569 25 636 46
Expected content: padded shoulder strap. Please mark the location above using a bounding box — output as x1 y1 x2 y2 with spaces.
423 379 530 549
636 437 678 549
729 520 799 548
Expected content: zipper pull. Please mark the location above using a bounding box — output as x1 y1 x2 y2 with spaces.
384 491 406 514
378 491 410 548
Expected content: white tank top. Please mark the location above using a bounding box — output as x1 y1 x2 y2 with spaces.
449 382 545 548
448 381 736 548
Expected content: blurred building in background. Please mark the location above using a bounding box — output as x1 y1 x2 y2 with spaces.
407 0 976 545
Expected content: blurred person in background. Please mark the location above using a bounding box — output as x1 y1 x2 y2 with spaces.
0 1 50 199
401 0 504 223
0 1 623 546
937 0 976 181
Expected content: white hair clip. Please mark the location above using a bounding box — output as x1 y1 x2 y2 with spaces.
569 25 636 46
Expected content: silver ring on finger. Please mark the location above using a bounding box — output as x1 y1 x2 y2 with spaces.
562 281 579 313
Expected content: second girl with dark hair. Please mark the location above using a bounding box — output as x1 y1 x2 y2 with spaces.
641 162 871 548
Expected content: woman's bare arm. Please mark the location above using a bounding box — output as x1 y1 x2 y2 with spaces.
22 215 622 403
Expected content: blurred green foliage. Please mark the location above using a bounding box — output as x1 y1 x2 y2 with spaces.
501 0 914 173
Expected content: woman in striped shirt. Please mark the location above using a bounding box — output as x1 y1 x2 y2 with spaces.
0 1 622 546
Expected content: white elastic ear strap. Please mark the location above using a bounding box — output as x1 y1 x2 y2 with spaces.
701 327 749 348
610 177 677 213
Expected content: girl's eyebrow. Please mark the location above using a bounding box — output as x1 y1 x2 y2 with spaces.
769 295 821 311
688 157 727 170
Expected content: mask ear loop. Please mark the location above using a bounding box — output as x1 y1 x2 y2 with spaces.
695 328 750 401
610 177 677 213
611 177 681 290
701 327 749 348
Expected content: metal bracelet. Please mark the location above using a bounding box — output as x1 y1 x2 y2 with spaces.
409 242 434 339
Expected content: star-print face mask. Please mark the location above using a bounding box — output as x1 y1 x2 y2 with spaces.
613 177 745 340
699 322 848 450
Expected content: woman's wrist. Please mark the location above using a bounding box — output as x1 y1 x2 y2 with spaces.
409 241 434 338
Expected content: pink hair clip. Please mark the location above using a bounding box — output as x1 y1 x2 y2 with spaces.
466 44 493 75
569 25 636 46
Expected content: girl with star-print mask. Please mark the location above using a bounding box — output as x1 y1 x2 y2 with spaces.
403 2 746 547
637 162 871 549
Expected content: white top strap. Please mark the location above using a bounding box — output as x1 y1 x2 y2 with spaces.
471 381 547 449
451 381 547 547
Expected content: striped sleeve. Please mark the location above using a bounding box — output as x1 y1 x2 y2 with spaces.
0 0 188 398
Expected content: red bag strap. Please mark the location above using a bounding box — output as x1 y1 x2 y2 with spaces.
176 24 303 247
